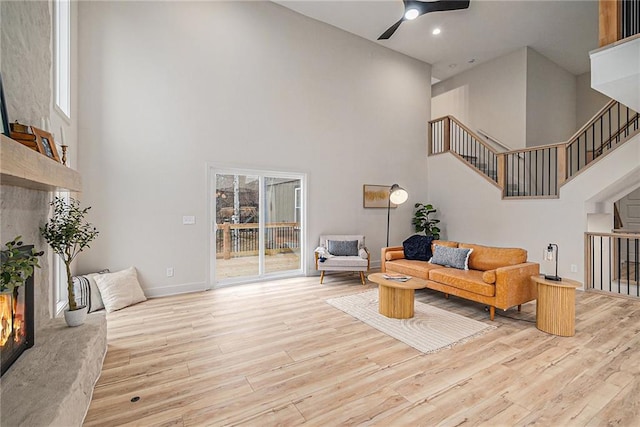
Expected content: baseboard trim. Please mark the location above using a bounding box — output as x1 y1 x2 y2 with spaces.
144 281 207 298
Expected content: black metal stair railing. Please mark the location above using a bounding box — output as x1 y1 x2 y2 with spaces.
428 100 640 199
566 100 640 179
586 232 640 297
622 0 640 39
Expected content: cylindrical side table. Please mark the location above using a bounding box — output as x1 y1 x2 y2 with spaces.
531 275 581 336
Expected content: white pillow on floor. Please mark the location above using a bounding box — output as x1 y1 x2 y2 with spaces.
94 266 147 313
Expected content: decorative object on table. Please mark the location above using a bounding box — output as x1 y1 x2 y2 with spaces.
0 73 9 137
543 243 561 281
386 184 409 246
363 184 397 208
412 203 441 239
93 266 146 313
326 290 495 354
31 127 61 162
0 236 43 293
9 122 38 151
60 144 68 166
41 197 100 327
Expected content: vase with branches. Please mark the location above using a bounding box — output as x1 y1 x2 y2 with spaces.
41 197 99 326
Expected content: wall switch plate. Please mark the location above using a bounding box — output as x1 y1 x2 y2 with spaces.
182 216 196 225
570 264 578 273
166 267 174 277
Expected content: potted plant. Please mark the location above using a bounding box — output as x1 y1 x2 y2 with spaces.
41 197 99 327
412 203 441 239
1 235 43 293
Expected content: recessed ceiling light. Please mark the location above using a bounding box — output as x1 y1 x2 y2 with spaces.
404 8 419 20
432 28 441 35
468 58 476 63
449 64 457 69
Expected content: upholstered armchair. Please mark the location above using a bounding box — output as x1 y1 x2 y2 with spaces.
314 235 370 285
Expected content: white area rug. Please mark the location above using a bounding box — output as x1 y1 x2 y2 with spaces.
327 290 496 354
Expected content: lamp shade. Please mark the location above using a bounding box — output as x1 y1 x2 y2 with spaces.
389 184 408 205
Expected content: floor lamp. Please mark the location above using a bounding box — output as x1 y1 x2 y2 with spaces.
386 184 409 247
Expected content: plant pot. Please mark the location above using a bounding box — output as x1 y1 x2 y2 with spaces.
63 305 88 327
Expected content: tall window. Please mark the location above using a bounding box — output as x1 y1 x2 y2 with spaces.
52 192 70 315
54 0 71 118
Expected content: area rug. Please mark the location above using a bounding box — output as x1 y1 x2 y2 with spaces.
326 290 496 354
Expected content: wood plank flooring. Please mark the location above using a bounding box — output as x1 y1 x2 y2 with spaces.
84 272 640 426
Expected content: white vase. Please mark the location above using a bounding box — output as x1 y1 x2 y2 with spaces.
64 305 88 327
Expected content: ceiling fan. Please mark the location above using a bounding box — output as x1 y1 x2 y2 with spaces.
378 0 471 40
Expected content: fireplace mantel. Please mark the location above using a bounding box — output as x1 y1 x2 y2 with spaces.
0 134 81 192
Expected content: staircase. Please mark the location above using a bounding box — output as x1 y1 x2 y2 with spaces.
428 100 640 199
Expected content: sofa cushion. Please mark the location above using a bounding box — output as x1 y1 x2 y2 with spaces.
385 259 445 280
429 268 496 297
385 250 405 261
403 235 434 261
459 243 527 271
430 245 473 270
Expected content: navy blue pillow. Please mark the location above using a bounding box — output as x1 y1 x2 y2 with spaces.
402 235 434 261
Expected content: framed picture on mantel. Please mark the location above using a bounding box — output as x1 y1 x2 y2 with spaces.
0 73 9 137
32 127 61 163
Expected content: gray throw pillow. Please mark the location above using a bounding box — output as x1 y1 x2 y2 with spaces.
429 245 473 270
327 240 359 256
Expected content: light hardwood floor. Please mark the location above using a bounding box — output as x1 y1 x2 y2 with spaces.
85 273 640 426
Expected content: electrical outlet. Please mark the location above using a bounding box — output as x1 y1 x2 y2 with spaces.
182 216 196 225
166 267 174 277
570 264 578 273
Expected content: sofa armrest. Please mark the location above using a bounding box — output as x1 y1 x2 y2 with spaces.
380 246 404 273
494 262 540 309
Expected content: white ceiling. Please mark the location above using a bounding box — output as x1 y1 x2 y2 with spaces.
273 0 599 82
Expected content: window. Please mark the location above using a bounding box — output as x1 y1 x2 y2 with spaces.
54 0 71 119
52 192 70 315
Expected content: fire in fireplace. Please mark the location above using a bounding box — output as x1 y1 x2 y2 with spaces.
0 246 35 377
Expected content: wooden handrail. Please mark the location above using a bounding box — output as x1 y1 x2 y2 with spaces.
447 116 500 155
586 231 640 240
565 100 617 148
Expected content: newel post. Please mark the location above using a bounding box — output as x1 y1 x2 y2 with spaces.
599 0 621 47
443 117 451 152
557 146 567 187
497 153 506 194
223 222 231 260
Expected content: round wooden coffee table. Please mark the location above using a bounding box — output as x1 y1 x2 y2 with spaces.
368 273 428 319
531 275 581 336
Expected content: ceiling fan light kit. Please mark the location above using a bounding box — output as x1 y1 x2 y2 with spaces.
378 0 471 40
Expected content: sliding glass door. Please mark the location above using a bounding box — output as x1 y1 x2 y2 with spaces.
212 168 304 285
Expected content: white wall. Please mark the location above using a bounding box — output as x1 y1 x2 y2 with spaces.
427 134 640 286
77 1 431 296
576 71 610 126
431 48 527 148
525 47 577 146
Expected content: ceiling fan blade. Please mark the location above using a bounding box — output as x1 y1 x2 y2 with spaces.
378 19 404 40
420 0 471 15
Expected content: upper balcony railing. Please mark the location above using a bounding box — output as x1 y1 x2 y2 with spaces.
600 0 640 47
428 100 640 199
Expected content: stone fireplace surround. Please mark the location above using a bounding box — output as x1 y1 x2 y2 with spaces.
1 137 107 425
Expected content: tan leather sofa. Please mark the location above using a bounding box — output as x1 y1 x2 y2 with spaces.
381 240 540 320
